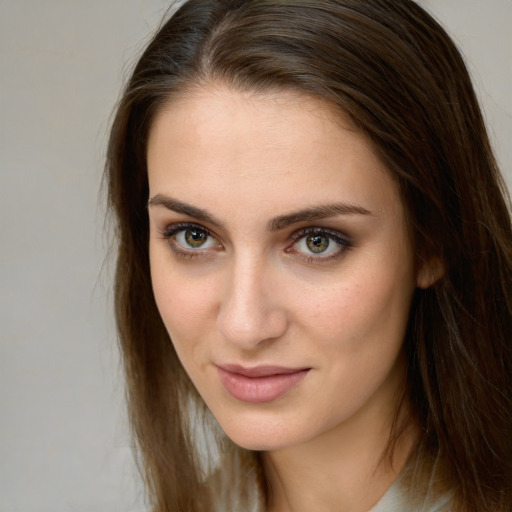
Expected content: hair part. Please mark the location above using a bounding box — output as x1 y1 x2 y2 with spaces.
106 1 512 510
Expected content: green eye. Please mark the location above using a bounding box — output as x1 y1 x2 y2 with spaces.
163 223 222 257
184 229 208 248
305 234 330 253
291 228 350 261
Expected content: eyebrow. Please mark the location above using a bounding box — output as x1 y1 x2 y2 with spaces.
148 195 226 228
148 194 372 231
268 203 372 231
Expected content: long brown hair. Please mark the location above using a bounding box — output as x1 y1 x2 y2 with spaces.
106 1 512 510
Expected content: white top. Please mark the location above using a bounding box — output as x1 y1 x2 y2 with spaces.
369 482 452 512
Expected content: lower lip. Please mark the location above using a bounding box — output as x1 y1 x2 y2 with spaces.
217 367 310 403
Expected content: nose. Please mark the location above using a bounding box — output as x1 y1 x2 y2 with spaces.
216 256 288 349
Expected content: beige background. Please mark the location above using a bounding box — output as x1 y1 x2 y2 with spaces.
1 1 510 511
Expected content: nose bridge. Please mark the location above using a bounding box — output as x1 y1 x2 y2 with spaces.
216 250 287 348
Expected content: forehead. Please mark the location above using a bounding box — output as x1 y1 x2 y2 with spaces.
146 85 403 222
151 86 345 151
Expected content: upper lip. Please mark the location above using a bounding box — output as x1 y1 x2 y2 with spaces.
217 364 310 378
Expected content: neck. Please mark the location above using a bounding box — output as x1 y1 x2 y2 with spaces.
262 396 416 512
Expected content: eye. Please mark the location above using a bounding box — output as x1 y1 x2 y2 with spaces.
160 223 222 255
288 228 351 261
175 227 218 249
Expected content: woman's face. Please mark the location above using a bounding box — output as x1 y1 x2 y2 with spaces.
147 86 422 452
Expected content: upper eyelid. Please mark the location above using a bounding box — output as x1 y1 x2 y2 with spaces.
160 221 214 237
290 226 351 243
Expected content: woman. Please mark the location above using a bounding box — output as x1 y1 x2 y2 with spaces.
105 1 512 510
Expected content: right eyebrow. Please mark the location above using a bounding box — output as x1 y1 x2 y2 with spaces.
147 194 226 229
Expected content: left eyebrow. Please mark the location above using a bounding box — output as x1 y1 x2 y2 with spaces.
147 194 226 229
268 203 372 231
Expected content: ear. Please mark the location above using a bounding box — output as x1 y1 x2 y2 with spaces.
416 256 445 289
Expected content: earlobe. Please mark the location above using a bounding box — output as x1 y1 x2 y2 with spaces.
416 257 445 289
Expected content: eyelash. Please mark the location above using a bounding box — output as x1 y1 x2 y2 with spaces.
158 222 352 263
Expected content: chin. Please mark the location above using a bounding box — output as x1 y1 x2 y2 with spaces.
214 414 306 452
227 433 288 452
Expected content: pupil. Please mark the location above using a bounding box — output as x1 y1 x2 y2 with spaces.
307 234 329 253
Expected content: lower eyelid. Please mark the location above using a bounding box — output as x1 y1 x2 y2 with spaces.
167 238 220 261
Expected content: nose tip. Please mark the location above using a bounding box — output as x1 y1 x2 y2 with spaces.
216 308 287 348
216 266 288 349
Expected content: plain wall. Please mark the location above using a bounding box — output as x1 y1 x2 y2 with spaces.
0 1 510 511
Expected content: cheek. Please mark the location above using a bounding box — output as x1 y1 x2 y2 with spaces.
294 262 414 416
295 259 415 353
149 251 217 350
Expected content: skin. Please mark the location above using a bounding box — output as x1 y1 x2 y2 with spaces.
147 85 430 512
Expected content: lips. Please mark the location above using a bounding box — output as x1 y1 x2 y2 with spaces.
216 364 310 403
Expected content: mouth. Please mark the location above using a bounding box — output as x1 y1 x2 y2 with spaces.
216 364 311 403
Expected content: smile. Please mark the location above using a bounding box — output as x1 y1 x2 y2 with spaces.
216 365 311 403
